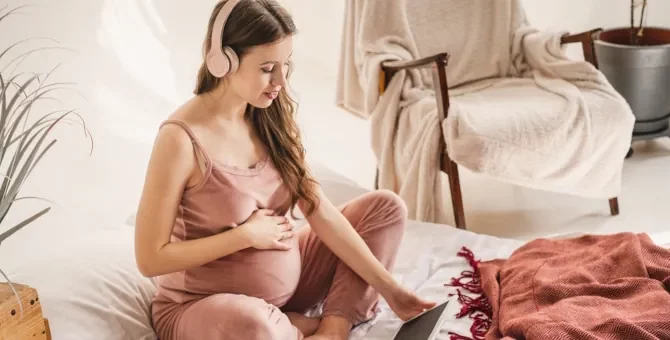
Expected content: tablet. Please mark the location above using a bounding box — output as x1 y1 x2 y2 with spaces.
391 300 450 340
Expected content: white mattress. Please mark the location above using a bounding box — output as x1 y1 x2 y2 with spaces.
2 162 666 339
2 219 523 340
348 220 523 339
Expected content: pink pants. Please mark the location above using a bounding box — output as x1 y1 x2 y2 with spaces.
152 190 407 340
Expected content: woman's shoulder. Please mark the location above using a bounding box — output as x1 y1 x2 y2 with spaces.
163 96 212 134
165 95 200 123
143 102 202 193
154 98 203 155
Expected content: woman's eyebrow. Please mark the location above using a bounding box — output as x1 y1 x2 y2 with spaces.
260 52 293 65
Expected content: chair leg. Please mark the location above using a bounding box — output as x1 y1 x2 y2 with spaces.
374 167 379 190
446 160 466 230
609 197 619 216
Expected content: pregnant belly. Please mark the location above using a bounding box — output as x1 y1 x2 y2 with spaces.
183 239 302 306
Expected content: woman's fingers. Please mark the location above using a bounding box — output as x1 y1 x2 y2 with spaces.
271 215 294 231
272 240 292 250
268 214 295 242
273 230 294 250
272 215 289 224
279 221 294 232
278 230 295 240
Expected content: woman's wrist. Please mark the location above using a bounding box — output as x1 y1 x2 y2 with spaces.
372 269 400 297
226 226 253 250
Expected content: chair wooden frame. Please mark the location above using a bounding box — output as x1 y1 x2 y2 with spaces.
375 28 620 230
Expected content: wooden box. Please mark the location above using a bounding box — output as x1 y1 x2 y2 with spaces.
0 283 51 340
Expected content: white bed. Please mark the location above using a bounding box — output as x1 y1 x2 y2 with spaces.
0 162 664 340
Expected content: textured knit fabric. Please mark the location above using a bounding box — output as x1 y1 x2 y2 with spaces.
336 0 634 224
150 120 408 340
478 232 670 340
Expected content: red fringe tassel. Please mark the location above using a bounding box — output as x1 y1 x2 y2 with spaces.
444 247 492 340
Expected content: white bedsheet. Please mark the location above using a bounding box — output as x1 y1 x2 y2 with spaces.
1 215 523 340
2 162 667 340
349 220 523 339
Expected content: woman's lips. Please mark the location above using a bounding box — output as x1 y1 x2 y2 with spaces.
264 91 278 99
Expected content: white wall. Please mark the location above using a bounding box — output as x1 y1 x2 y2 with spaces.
1 0 669 248
0 0 359 249
524 0 669 32
523 1 670 58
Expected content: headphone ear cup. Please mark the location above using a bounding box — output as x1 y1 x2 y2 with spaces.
223 46 239 75
206 50 231 78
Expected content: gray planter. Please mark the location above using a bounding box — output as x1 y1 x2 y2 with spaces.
594 27 670 138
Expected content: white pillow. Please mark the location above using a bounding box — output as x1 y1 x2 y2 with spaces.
2 226 157 340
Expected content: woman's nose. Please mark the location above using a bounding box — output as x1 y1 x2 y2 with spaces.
272 69 287 88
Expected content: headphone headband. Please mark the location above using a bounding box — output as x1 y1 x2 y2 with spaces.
206 0 241 77
210 0 239 58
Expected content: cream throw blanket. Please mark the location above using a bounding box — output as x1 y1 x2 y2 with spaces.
336 0 635 224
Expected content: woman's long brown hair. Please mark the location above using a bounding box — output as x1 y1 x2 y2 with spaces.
194 0 319 218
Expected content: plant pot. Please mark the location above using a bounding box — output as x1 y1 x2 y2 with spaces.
0 282 51 339
594 27 670 136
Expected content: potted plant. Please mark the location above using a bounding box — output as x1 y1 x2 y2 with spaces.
594 0 670 149
0 4 91 327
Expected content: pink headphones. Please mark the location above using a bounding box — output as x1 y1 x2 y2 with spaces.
206 0 241 78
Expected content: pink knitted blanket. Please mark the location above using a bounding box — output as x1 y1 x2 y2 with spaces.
447 233 670 340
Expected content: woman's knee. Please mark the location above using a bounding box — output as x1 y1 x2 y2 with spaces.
223 297 296 339
369 189 408 222
232 304 280 338
176 294 299 340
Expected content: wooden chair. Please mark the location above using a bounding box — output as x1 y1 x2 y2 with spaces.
376 28 620 230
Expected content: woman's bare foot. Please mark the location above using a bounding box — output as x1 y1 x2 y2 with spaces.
304 315 351 340
286 312 321 337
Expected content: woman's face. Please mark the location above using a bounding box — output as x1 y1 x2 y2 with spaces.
227 36 293 109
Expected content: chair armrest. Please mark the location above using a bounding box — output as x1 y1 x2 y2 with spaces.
381 52 449 72
377 52 451 164
560 28 603 67
560 28 602 44
378 53 449 94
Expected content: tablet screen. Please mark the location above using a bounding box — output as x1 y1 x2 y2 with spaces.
392 301 449 340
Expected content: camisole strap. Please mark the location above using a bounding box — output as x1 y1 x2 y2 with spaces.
160 119 213 175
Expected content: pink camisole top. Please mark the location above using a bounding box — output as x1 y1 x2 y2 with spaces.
153 119 302 307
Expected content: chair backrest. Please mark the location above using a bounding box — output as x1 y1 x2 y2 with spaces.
404 0 528 88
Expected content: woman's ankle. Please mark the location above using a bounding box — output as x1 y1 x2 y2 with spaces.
286 312 321 337
316 315 352 337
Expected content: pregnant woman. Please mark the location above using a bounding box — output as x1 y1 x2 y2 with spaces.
134 1 435 339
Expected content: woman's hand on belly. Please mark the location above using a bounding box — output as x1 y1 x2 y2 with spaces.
237 209 296 251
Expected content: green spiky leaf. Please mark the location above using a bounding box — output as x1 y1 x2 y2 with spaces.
0 206 50 245
0 4 92 261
